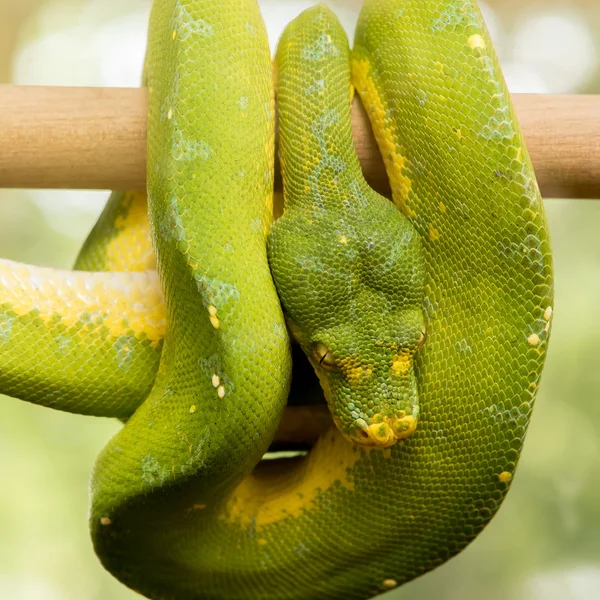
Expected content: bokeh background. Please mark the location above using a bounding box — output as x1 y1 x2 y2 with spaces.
0 1 599 598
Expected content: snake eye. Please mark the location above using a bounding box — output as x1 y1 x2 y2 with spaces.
416 327 427 350
313 342 337 371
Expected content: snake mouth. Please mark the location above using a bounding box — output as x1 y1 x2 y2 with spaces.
347 415 418 448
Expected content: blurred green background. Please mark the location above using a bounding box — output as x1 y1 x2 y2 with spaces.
0 1 599 599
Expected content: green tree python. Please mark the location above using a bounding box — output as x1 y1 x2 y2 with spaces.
0 1 553 598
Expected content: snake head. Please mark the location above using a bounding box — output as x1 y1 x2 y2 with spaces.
268 185 427 449
287 308 426 448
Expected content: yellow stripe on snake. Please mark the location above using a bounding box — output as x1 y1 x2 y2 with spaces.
0 1 553 599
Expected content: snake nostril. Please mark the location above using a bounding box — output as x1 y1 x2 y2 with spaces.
358 429 369 439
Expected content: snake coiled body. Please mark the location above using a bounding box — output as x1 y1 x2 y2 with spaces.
0 1 553 599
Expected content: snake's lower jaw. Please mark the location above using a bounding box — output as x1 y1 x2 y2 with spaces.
341 414 418 448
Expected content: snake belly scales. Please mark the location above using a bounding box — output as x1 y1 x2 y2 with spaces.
0 1 553 599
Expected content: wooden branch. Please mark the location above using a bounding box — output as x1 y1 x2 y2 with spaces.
0 85 598 199
273 406 331 445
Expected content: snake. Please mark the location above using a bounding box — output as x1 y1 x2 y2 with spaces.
0 1 553 599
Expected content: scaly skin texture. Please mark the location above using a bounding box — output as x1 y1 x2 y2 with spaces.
0 188 160 415
0 259 162 416
0 1 553 599
269 7 426 446
75 190 155 272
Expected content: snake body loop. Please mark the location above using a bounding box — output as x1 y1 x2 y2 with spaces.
0 1 553 599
